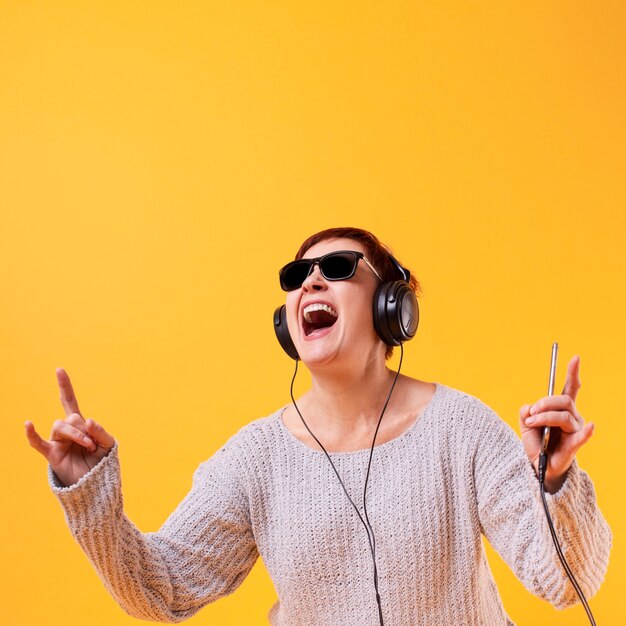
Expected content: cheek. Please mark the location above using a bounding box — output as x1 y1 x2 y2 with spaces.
344 291 376 330
285 294 300 332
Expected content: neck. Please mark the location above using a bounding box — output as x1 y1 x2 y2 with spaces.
302 355 400 433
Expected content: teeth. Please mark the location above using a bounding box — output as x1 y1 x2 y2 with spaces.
303 303 338 323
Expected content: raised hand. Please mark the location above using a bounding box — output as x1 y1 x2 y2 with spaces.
519 355 595 493
25 368 115 487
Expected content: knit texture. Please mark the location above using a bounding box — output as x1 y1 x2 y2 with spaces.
49 382 612 625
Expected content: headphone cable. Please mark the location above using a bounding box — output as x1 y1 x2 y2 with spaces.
537 453 597 625
289 349 596 624
289 344 404 626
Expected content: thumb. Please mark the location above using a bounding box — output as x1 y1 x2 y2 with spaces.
85 418 115 450
25 421 52 458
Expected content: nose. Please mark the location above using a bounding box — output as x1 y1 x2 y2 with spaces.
301 263 327 292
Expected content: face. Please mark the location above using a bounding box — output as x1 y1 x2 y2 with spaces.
284 238 384 368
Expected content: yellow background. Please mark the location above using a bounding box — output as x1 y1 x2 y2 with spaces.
2 2 624 624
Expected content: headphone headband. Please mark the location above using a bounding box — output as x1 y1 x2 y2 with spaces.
387 253 411 284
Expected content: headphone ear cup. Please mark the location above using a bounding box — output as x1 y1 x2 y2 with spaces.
373 281 419 346
373 282 395 346
273 305 299 360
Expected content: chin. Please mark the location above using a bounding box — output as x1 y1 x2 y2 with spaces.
298 344 341 368
298 336 348 369
305 338 386 373
297 337 367 371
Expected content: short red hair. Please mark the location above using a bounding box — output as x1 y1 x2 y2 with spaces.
295 227 422 359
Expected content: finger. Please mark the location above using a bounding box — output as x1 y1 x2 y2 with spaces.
525 410 582 433
85 418 115 450
51 419 97 451
519 404 534 430
561 355 582 403
569 422 595 453
66 411 87 430
24 421 52 457
530 394 578 418
56 368 82 418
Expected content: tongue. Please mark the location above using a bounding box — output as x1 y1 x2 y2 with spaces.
304 310 338 336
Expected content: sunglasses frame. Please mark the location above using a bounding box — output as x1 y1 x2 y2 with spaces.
279 250 383 292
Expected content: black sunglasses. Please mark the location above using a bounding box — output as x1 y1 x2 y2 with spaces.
279 250 383 292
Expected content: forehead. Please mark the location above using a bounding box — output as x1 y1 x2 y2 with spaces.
302 237 367 259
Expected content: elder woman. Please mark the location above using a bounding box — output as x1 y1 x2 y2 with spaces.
26 227 611 625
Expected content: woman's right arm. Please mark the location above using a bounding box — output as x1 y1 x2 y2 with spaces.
26 369 259 623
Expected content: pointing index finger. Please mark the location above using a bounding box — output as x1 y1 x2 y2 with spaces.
56 368 83 419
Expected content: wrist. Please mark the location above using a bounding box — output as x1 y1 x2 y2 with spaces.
543 472 567 494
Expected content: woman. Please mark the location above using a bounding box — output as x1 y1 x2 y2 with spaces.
25 227 611 625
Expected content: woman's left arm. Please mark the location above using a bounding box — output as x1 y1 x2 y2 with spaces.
472 359 612 609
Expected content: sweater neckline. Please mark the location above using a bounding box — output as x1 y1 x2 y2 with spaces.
275 381 444 456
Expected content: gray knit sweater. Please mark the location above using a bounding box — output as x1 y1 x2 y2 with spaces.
48 382 612 625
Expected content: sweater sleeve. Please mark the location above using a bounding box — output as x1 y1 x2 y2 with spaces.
472 403 612 609
48 438 259 623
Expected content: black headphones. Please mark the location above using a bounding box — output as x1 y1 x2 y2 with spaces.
273 253 419 360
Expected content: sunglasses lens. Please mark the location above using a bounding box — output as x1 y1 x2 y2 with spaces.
280 261 312 291
320 253 357 280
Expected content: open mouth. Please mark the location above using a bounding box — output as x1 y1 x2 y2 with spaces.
302 303 339 337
